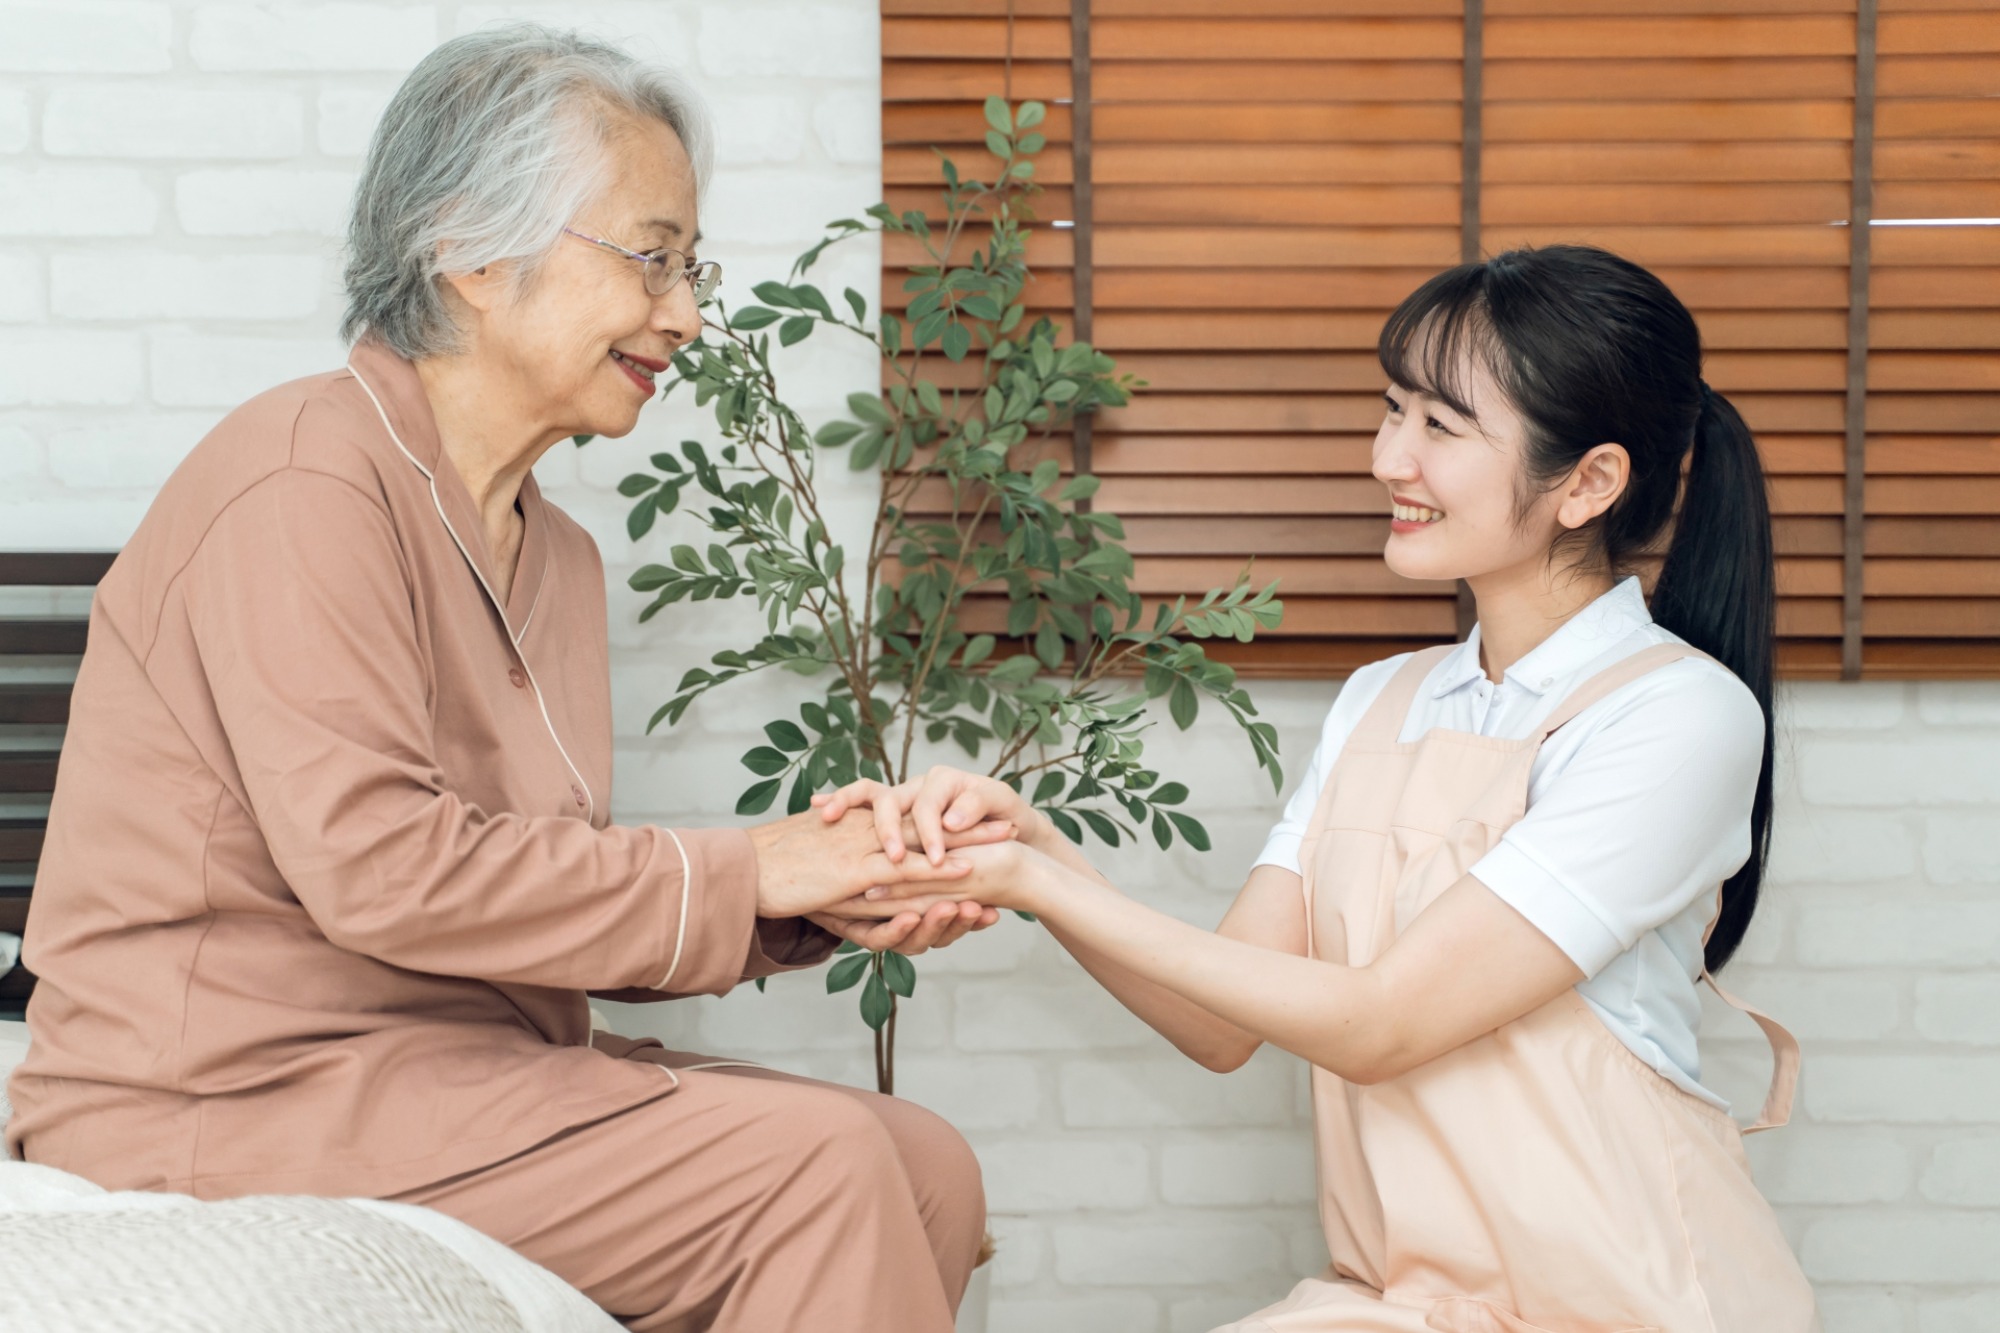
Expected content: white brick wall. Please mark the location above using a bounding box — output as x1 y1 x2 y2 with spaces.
2 4 1997 1330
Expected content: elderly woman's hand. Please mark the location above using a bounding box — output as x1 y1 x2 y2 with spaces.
804 899 1000 956
746 803 1014 922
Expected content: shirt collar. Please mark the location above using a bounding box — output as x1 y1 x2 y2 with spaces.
1431 576 1653 700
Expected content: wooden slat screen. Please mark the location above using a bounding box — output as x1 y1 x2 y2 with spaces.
882 0 2000 678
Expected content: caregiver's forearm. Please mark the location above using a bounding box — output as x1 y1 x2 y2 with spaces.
1021 820 1264 1072
1026 864 1398 1083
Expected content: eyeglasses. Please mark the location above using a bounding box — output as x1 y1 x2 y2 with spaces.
562 227 721 302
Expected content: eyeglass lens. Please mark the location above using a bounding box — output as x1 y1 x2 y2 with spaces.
645 254 721 302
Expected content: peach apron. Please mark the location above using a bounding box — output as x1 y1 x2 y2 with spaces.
1222 644 1818 1333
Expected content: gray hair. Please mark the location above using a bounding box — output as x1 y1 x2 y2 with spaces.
340 25 713 359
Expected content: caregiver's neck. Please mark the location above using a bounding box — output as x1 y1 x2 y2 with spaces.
1468 558 1618 684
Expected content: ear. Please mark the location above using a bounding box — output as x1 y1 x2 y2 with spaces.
1555 442 1631 530
437 262 505 320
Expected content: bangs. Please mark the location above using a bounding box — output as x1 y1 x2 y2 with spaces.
1376 265 1502 425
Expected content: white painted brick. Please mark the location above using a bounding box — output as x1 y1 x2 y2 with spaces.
0 254 45 322
1062 1052 1296 1128
1780 680 1907 730
0 90 28 154
44 87 303 160
697 3 877 80
1802 1212 2000 1284
0 330 143 406
318 86 397 156
892 1056 1041 1131
1916 976 2000 1044
814 88 880 165
1798 738 2000 806
1920 1136 2000 1205
957 980 1158 1053
53 254 323 321
704 170 884 250
991 1296 1159 1333
1922 1292 2000 1333
1817 1290 1906 1333
1744 1126 1911 1204
47 414 220 489
708 93 809 166
1807 1055 2000 1124
977 1139 1150 1212
149 335 346 407
1160 1138 1317 1206
0 167 158 237
1917 681 2000 726
190 5 439 72
912 916 1040 974
176 169 357 237
455 5 689 63
1701 971 1899 1042
1797 903 2000 968
985 1216 1043 1287
1052 1223 1284 1287
1921 813 2000 886
0 426 45 484
0 2 172 73
1767 810 1917 885
1172 1295 1273 1333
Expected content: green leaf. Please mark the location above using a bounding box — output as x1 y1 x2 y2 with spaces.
731 305 781 330
883 950 917 998
1016 101 1046 130
844 286 868 322
847 391 892 425
736 778 782 815
778 315 815 346
741 746 790 776
754 976 767 992
826 951 870 993
752 280 799 308
1169 679 1199 730
1033 622 1064 669
1167 811 1212 852
1153 810 1173 850
1058 474 1100 503
961 633 996 669
1078 808 1122 846
1032 771 1065 804
787 769 814 815
985 129 1011 160
941 321 972 362
860 968 893 1030
1151 781 1190 805
1046 808 1084 844
626 496 658 541
983 96 1013 135
766 719 810 752
617 473 657 498
816 420 862 448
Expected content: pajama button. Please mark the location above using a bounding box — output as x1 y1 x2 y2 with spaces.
571 784 587 807
508 668 527 688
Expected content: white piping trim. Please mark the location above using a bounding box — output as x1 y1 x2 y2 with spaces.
654 826 693 989
673 1060 773 1073
348 358 596 826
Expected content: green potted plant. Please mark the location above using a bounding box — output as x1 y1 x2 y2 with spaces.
611 98 1286 1094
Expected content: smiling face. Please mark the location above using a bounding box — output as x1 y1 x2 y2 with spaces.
447 107 704 444
1373 348 1628 590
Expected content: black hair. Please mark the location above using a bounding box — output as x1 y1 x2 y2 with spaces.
1377 244 1775 973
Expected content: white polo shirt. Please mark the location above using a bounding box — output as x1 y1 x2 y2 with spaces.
1256 577 1765 1109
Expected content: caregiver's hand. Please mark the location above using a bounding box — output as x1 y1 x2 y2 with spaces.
805 900 999 957
811 768 1052 869
746 805 1015 920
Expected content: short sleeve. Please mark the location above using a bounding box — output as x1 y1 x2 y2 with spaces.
1469 663 1765 978
1254 654 1409 875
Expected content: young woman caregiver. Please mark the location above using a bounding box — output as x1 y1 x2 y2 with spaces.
818 245 1819 1332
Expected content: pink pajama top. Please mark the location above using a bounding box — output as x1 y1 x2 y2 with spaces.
6 340 833 1198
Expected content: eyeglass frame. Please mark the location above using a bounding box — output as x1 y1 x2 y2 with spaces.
561 227 721 302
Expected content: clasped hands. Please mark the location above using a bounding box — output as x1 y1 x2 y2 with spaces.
748 768 1058 957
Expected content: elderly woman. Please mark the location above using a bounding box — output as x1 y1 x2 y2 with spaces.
7 27 994 1333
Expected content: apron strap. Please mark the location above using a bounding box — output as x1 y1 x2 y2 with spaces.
1347 645 1457 750
1700 970 1802 1133
1530 642 1715 744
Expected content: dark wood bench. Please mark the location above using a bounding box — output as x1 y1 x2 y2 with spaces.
1 552 116 1020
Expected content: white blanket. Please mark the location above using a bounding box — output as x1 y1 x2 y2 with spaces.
0 1022 618 1333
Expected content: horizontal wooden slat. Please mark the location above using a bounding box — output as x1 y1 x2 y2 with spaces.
1485 16 1854 59
0 683 71 725
1486 57 1855 100
0 552 115 586
1484 142 1851 184
0 620 88 655
0 753 60 795
0 822 45 863
1487 101 1853 142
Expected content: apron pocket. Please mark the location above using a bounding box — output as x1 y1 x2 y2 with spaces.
1423 1297 1659 1333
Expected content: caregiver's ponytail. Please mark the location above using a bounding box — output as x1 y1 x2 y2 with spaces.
1651 384 1776 971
